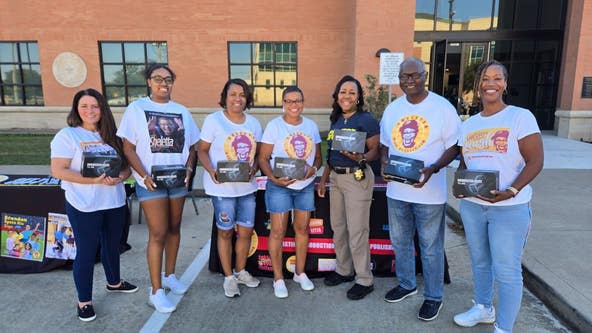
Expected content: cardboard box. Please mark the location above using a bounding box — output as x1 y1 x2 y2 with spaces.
81 152 122 178
453 169 499 198
273 157 306 180
216 161 250 183
151 165 186 189
383 154 424 184
331 130 367 153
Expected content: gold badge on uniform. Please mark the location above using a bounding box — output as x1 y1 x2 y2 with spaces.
354 168 365 181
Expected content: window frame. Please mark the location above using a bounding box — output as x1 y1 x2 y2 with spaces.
227 41 298 108
98 41 168 106
0 41 44 106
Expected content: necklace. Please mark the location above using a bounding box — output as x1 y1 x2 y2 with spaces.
343 111 356 125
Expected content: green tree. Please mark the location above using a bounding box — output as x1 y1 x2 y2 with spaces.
363 74 393 122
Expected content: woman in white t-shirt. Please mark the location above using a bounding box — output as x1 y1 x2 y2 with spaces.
258 86 322 298
117 64 200 313
197 79 263 298
50 89 138 322
453 60 544 333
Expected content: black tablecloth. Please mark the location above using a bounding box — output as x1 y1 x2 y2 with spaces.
208 178 450 282
0 175 71 273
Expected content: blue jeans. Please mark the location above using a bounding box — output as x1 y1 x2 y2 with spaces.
211 194 256 230
387 198 445 301
66 201 126 302
460 200 531 333
265 181 315 213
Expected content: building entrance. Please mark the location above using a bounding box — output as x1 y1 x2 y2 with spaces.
431 40 489 116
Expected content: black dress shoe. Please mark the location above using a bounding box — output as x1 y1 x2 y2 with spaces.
346 283 374 300
324 271 355 286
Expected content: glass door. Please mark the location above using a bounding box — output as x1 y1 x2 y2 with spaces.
458 42 489 115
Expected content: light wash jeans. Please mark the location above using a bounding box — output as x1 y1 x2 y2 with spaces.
211 193 256 230
387 198 446 301
460 200 531 333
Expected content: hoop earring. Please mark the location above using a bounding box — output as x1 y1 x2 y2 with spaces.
356 100 359 105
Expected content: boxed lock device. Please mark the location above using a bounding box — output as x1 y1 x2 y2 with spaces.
216 161 250 183
151 164 186 188
383 154 424 185
453 169 499 198
81 152 122 178
331 130 367 153
273 157 306 180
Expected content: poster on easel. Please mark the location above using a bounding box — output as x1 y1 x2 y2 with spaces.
45 213 76 260
1 212 46 261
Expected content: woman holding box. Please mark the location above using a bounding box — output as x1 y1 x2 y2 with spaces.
453 60 543 333
197 78 262 298
51 88 138 322
317 75 380 300
117 64 199 313
258 86 322 298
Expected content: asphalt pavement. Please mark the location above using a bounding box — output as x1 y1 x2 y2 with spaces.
0 131 588 332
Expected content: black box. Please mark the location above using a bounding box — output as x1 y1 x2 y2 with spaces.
216 161 250 183
331 130 367 153
81 152 122 178
453 169 499 198
384 154 424 184
151 165 186 189
273 157 306 180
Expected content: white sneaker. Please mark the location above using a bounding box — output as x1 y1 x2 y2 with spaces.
162 273 189 295
235 269 260 287
293 272 315 291
273 279 289 298
148 288 176 313
453 300 496 327
223 275 240 298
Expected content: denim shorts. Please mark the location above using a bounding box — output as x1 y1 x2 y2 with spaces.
135 184 188 202
211 193 256 230
264 181 315 213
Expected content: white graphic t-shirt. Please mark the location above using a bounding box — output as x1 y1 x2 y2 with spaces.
200 110 262 197
380 91 461 204
117 97 200 189
51 126 126 212
261 116 321 190
458 105 540 206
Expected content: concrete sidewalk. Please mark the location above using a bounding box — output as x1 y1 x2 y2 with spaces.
0 132 586 332
446 133 592 333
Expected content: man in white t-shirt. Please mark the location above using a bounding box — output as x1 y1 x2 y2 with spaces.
379 57 461 322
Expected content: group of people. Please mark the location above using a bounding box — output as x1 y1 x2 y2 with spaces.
50 57 542 333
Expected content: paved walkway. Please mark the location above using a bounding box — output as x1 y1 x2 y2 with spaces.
0 132 588 332
446 132 592 333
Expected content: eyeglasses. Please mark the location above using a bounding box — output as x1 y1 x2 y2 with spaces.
150 76 174 85
283 99 303 105
398 72 425 81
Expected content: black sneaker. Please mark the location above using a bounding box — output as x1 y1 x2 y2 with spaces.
384 285 418 303
324 272 355 286
106 280 139 293
418 300 443 321
346 283 374 300
77 304 96 322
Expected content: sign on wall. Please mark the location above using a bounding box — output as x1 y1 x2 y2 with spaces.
379 52 405 85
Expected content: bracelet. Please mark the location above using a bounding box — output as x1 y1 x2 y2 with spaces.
141 174 148 182
312 166 318 173
506 186 519 197
186 166 194 172
430 163 441 174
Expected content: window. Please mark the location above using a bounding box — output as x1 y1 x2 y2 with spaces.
228 42 297 107
0 42 43 106
99 41 168 106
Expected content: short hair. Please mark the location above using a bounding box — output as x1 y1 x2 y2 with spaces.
144 63 176 81
218 78 253 110
399 57 426 74
282 86 304 100
329 75 366 124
